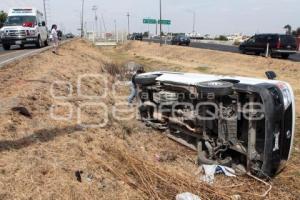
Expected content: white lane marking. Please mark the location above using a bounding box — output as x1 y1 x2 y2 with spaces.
0 47 50 66
0 50 25 58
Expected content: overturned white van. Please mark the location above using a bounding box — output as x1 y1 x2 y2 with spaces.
135 71 295 178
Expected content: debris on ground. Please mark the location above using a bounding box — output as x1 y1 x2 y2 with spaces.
199 165 236 184
11 106 32 119
75 170 83 182
176 192 201 200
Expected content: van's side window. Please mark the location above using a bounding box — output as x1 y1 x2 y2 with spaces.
256 35 266 43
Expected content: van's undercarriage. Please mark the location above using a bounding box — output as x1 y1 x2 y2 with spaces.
135 72 294 178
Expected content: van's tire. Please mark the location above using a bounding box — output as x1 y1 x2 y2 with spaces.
2 44 10 50
196 81 234 97
36 36 43 48
135 74 160 86
44 38 49 46
20 44 25 49
281 54 290 59
239 47 246 54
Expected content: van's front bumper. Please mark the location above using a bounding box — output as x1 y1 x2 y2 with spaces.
1 37 38 45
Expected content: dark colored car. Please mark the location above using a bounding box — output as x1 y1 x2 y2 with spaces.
171 35 190 46
57 30 63 40
129 33 143 41
239 34 297 59
65 33 75 38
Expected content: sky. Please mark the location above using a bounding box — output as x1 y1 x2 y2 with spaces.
1 0 299 36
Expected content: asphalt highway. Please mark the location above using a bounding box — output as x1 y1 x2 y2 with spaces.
0 44 46 66
145 39 300 62
0 39 72 67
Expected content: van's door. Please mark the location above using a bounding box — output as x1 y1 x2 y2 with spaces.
280 35 297 50
255 35 267 52
245 36 256 52
37 14 47 41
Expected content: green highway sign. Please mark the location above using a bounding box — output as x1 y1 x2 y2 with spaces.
158 19 171 25
143 18 157 24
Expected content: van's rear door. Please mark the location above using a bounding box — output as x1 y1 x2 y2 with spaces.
280 35 297 50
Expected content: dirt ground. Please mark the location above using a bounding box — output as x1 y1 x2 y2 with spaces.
0 39 299 200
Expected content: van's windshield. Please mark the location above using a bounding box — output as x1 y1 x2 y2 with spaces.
5 16 36 26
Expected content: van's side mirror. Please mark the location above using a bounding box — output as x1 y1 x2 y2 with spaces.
265 71 277 80
42 21 46 26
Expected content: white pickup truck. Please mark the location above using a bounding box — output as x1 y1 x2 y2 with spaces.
0 8 48 50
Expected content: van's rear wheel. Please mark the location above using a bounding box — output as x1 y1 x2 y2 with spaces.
196 81 234 97
135 74 160 86
2 44 11 50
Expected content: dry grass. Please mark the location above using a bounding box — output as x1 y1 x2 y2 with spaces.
0 39 299 200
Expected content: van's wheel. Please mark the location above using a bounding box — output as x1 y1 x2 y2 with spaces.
281 54 289 59
135 74 161 86
269 49 276 58
36 36 43 48
196 81 234 97
2 44 10 50
20 44 25 49
44 38 49 46
239 48 246 54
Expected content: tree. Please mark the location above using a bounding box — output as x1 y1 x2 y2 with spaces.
0 10 7 28
215 35 228 41
291 27 300 37
284 24 292 35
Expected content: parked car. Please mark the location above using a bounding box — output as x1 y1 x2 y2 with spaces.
57 30 63 40
129 33 143 41
65 33 75 38
171 35 190 46
135 71 295 178
0 8 48 50
239 34 297 59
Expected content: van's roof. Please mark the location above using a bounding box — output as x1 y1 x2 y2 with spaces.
8 8 43 16
255 33 293 36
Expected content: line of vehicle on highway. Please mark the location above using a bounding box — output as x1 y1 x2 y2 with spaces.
144 36 300 61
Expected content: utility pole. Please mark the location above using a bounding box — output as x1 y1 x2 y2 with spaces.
159 0 162 46
43 0 48 26
193 11 196 33
92 5 98 39
114 19 118 42
81 0 85 37
126 12 130 35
